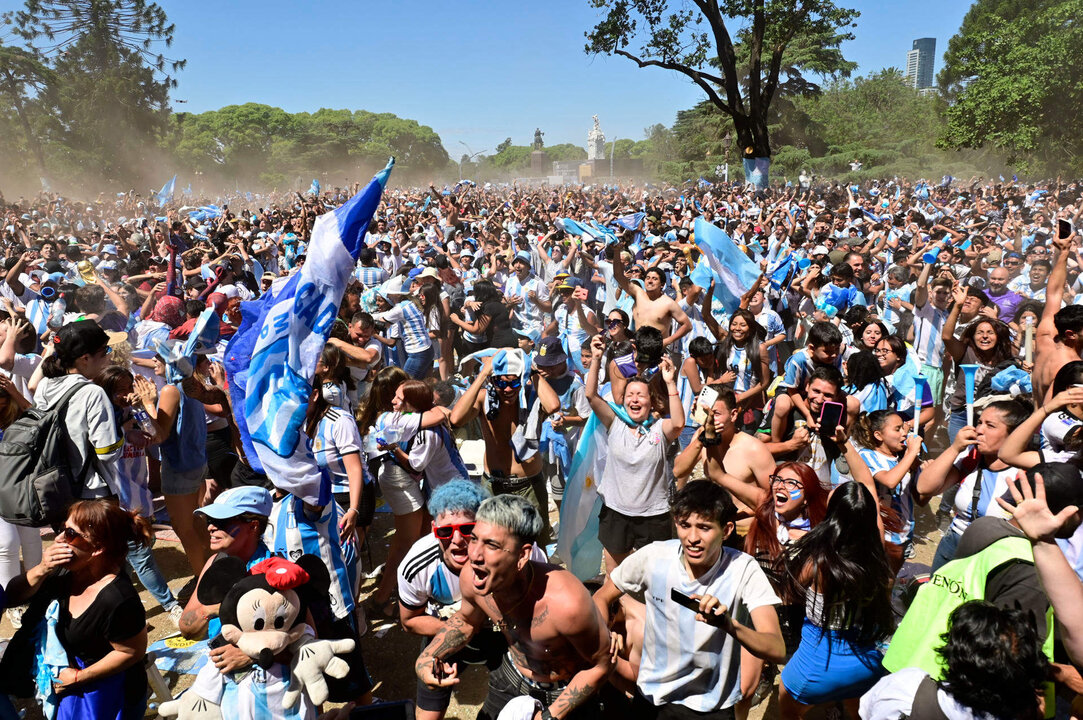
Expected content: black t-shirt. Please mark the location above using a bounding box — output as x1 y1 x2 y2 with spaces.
481 299 515 348
0 569 147 702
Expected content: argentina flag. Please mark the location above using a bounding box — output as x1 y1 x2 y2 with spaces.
156 175 176 206
229 159 393 503
692 217 761 314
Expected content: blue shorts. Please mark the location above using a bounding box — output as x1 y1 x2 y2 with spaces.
780 619 884 705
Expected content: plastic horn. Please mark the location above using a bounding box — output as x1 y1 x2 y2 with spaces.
961 364 981 427
913 375 926 436
1024 316 1035 364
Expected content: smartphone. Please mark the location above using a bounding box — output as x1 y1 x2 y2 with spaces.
818 401 845 433
692 385 720 426
670 588 727 627
1059 219 1074 240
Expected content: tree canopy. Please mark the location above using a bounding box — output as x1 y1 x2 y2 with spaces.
937 0 1083 173
584 0 859 178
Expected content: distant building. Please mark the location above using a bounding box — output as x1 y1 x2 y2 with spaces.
905 38 936 90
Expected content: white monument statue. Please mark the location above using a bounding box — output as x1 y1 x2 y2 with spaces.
587 115 605 161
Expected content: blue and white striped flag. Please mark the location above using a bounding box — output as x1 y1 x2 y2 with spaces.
556 218 608 240
767 251 794 290
557 413 606 581
229 159 393 503
612 212 645 232
156 175 177 206
24 298 49 335
693 217 761 314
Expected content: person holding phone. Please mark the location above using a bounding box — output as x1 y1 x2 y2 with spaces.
592 481 785 719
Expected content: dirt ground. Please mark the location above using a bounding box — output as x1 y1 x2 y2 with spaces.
0 489 946 720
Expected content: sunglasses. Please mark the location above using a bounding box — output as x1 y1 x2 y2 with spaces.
607 318 624 327
493 377 521 390
58 526 91 545
434 522 475 540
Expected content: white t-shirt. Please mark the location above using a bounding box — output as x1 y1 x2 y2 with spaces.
1 352 40 402
860 667 993 720
611 540 780 712
1039 410 1082 463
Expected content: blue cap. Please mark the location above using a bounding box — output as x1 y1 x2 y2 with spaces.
195 486 272 520
101 244 118 256
513 251 532 266
514 327 541 345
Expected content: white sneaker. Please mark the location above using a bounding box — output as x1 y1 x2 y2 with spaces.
168 604 184 630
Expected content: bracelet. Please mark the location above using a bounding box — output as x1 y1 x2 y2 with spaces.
73 669 80 684
540 708 555 720
668 391 679 397
344 507 358 515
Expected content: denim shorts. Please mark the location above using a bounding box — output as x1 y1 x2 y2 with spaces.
161 462 207 496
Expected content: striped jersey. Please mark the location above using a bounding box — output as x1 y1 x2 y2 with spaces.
374 300 432 354
948 459 1016 536
610 540 779 712
189 657 313 719
858 448 914 545
264 494 357 619
313 407 362 495
911 303 949 367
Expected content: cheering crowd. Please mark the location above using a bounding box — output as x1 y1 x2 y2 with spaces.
0 174 1079 720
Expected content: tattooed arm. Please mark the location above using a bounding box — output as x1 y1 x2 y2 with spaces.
415 568 488 688
543 574 613 720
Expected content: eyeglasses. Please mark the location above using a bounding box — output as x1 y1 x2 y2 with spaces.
626 268 643 274
58 526 91 545
433 522 475 540
873 347 893 355
1004 259 1022 265
493 377 521 390
769 475 803 492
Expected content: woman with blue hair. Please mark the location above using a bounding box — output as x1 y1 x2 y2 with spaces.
395 479 545 720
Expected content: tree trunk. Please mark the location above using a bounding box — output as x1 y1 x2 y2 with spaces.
732 113 771 189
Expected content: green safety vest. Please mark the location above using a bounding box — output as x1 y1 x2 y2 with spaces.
882 534 1055 714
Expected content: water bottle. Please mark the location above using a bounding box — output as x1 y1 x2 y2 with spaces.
132 406 155 435
47 297 66 329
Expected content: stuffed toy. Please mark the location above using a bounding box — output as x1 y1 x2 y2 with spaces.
159 555 354 720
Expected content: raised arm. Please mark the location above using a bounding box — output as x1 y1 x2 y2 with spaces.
585 335 616 428
940 284 968 362
658 357 685 442
449 357 490 427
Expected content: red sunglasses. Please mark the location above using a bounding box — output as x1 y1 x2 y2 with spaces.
433 522 475 540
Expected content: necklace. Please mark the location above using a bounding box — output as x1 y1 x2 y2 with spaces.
491 564 534 632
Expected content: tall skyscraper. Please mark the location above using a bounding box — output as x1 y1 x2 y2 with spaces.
905 38 936 89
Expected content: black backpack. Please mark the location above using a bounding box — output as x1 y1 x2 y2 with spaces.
0 380 92 527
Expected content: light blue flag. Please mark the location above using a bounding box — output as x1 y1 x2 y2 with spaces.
24 298 49 336
183 183 193 197
309 178 321 196
156 308 220 384
556 218 607 240
188 205 222 223
698 177 712 189
234 159 393 503
557 413 606 581
768 251 794 291
156 175 177 206
693 217 761 313
612 212 645 232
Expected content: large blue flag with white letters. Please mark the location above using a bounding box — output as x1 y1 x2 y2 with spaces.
225 159 394 503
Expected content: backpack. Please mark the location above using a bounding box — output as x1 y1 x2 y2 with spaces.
0 380 92 527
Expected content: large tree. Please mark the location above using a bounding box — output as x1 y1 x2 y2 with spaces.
4 0 184 181
0 45 54 175
584 0 858 183
937 0 1083 172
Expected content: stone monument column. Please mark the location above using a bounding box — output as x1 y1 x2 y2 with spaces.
587 115 605 161
530 128 549 176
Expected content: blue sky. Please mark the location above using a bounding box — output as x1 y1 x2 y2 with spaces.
156 0 972 157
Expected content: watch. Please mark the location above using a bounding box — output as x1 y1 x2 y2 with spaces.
540 709 555 720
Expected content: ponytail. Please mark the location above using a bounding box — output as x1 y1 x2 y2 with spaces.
853 409 896 449
41 353 68 378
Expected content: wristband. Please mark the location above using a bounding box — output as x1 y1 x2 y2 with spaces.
73 669 80 684
541 709 555 720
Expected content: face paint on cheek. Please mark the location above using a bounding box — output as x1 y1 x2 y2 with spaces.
789 488 803 501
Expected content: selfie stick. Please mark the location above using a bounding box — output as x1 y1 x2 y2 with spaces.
1024 316 1035 364
961 364 980 427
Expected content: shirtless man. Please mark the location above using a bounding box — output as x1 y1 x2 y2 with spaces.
1034 232 1083 403
673 388 775 514
612 249 691 347
416 495 611 720
451 350 559 544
